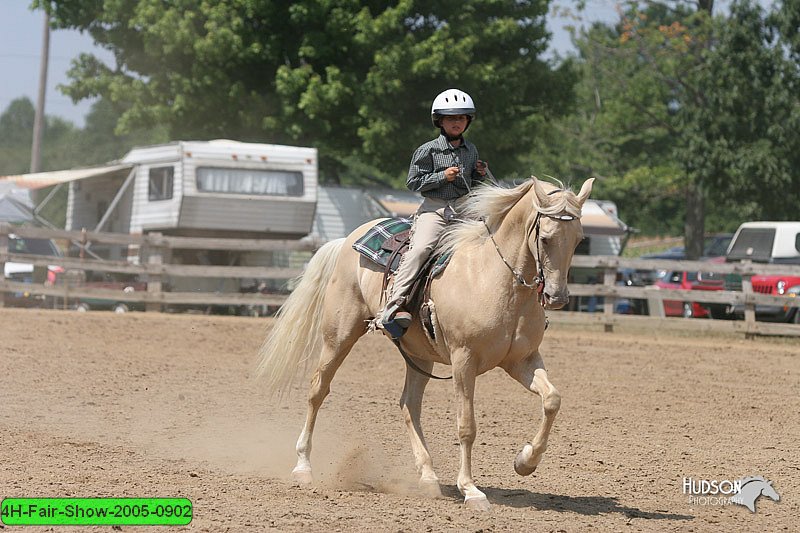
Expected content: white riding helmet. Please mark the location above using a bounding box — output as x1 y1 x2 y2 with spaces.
431 89 476 128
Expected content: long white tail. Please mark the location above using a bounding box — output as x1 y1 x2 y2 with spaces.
256 238 346 396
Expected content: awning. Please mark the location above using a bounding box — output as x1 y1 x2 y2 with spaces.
581 201 628 236
0 164 134 190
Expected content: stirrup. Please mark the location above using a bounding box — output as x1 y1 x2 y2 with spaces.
382 300 410 339
393 310 412 329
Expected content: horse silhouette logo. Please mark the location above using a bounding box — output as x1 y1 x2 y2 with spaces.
730 476 780 513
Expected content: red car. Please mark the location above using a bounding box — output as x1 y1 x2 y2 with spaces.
654 269 725 318
744 274 800 323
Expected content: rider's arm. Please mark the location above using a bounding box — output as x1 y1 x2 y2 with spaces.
407 145 447 193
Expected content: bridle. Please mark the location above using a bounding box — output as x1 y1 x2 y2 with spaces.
483 189 578 303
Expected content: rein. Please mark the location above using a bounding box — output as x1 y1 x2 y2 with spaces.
483 216 542 290
392 338 452 380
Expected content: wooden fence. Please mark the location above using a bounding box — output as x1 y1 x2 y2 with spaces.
0 223 318 313
562 255 800 337
2 223 799 337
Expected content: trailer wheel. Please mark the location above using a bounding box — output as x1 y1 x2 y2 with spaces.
76 303 90 312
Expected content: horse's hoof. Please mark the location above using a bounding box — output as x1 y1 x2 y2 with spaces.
291 466 313 485
418 478 443 499
464 495 491 511
514 444 538 476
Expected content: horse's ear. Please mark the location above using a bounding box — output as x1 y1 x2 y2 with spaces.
532 177 549 207
576 177 595 206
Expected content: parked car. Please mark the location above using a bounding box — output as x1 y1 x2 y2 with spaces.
741 274 800 323
640 233 733 260
654 269 725 318
719 221 800 322
2 233 64 308
73 273 147 313
613 268 651 315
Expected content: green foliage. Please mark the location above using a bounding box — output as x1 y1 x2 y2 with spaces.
531 0 800 242
34 0 575 185
0 97 83 175
525 5 703 235
682 0 800 220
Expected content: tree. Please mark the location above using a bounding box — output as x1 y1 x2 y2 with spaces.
0 97 83 175
534 0 800 251
526 4 707 237
34 0 576 184
686 0 800 221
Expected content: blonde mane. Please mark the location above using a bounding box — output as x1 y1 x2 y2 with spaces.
436 177 583 256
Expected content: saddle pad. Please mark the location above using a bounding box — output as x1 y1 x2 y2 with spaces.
430 250 452 278
352 218 412 267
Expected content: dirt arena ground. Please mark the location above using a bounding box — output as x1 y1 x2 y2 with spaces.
0 308 797 532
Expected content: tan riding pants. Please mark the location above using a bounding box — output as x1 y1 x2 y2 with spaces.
389 196 460 305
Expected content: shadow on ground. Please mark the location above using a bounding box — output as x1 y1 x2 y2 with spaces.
440 484 694 520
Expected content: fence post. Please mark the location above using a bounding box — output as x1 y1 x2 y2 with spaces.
0 226 7 309
603 266 616 332
742 276 756 339
647 291 665 318
142 232 164 313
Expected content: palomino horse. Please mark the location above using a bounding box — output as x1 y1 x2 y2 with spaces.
258 177 594 510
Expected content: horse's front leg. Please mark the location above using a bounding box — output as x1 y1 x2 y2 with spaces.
452 353 490 510
501 350 561 476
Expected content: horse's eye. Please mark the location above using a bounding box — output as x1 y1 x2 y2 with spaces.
541 237 549 246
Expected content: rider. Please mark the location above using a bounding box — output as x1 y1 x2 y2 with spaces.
382 88 488 336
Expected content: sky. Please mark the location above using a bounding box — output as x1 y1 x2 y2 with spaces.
0 1 647 128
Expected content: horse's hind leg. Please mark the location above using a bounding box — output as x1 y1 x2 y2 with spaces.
501 350 561 476
399 358 441 498
292 316 365 484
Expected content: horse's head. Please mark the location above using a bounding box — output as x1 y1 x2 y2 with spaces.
529 177 594 310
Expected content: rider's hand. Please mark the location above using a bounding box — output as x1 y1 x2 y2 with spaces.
444 166 460 182
476 160 488 177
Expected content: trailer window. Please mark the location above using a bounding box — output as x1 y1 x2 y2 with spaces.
148 166 174 201
196 167 304 197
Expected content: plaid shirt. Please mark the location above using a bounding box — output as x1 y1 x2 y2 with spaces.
407 134 483 201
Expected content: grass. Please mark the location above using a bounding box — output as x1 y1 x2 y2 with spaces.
621 235 683 258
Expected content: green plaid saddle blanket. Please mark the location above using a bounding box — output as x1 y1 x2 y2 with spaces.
352 218 412 267
352 218 452 276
